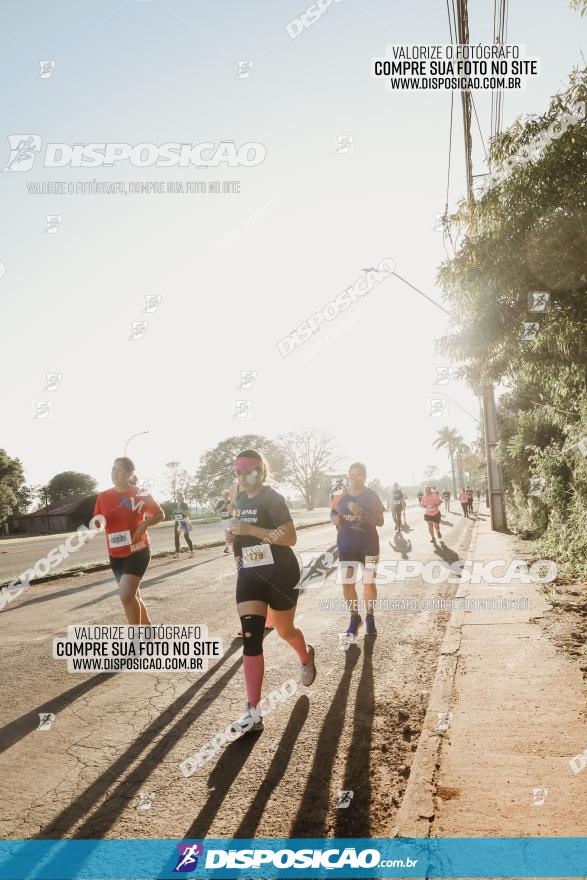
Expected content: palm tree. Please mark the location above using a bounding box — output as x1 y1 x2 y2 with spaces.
455 440 471 490
433 427 464 497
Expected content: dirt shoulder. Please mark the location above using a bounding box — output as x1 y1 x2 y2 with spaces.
395 507 587 839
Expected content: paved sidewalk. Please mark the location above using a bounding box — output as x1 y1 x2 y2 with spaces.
395 506 587 838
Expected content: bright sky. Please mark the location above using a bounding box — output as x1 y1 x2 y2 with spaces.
0 0 583 499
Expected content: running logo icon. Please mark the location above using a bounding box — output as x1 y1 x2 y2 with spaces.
129 321 148 340
427 397 448 418
174 843 203 873
532 786 548 806
434 366 453 385
4 134 42 171
528 291 550 313
37 61 55 79
232 399 252 419
37 712 55 730
44 215 62 234
521 322 540 341
237 61 254 78
43 372 62 391
143 295 162 313
333 134 353 155
237 370 257 389
336 789 354 808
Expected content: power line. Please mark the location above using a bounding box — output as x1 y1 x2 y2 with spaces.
456 0 474 200
446 0 454 45
445 92 455 212
444 0 456 216
391 271 451 316
471 93 489 162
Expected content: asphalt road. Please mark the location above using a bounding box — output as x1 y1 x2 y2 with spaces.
0 504 476 845
0 508 331 584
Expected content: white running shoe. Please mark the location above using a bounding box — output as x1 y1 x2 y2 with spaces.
242 702 264 733
301 645 316 686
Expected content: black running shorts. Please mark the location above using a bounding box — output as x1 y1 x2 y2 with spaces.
424 512 441 524
109 547 151 583
236 556 301 611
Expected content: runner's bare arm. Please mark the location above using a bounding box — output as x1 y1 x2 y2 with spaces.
132 508 165 542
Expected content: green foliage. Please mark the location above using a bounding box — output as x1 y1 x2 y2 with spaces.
438 69 587 577
0 449 33 522
569 0 587 15
438 70 586 387
45 471 98 504
71 495 98 528
161 500 178 521
433 427 463 494
193 435 286 501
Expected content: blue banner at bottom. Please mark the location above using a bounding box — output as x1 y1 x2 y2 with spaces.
0 838 586 879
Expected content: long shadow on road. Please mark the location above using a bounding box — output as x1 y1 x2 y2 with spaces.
35 639 244 841
0 673 116 755
433 542 460 566
71 557 226 612
334 637 375 837
4 556 222 614
289 644 361 837
186 695 310 840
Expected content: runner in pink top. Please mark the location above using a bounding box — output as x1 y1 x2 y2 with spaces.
420 486 442 543
459 488 470 518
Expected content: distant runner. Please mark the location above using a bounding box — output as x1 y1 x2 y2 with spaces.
215 489 233 554
420 485 442 544
173 491 194 558
228 449 315 734
389 482 404 534
93 456 165 624
331 462 385 637
467 486 474 515
459 488 470 518
417 490 424 505
441 488 451 512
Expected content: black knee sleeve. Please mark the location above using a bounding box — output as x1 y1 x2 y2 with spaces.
240 614 266 656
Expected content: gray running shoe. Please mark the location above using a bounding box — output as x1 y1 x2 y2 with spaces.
301 645 317 686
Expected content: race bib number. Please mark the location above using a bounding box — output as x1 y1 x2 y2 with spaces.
242 544 274 568
108 530 132 549
174 514 183 522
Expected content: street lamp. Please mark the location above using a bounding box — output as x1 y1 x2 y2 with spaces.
123 431 149 456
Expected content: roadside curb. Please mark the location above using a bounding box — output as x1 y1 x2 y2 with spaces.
392 514 481 838
0 518 331 590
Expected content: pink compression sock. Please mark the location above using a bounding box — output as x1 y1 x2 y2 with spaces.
243 654 264 707
286 628 310 663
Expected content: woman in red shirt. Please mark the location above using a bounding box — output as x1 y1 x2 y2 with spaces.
93 457 164 624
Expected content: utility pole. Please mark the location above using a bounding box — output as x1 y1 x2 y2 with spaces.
480 386 508 530
456 0 507 531
43 487 50 534
456 0 474 201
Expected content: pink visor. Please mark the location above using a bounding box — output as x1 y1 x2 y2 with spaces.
234 456 260 472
